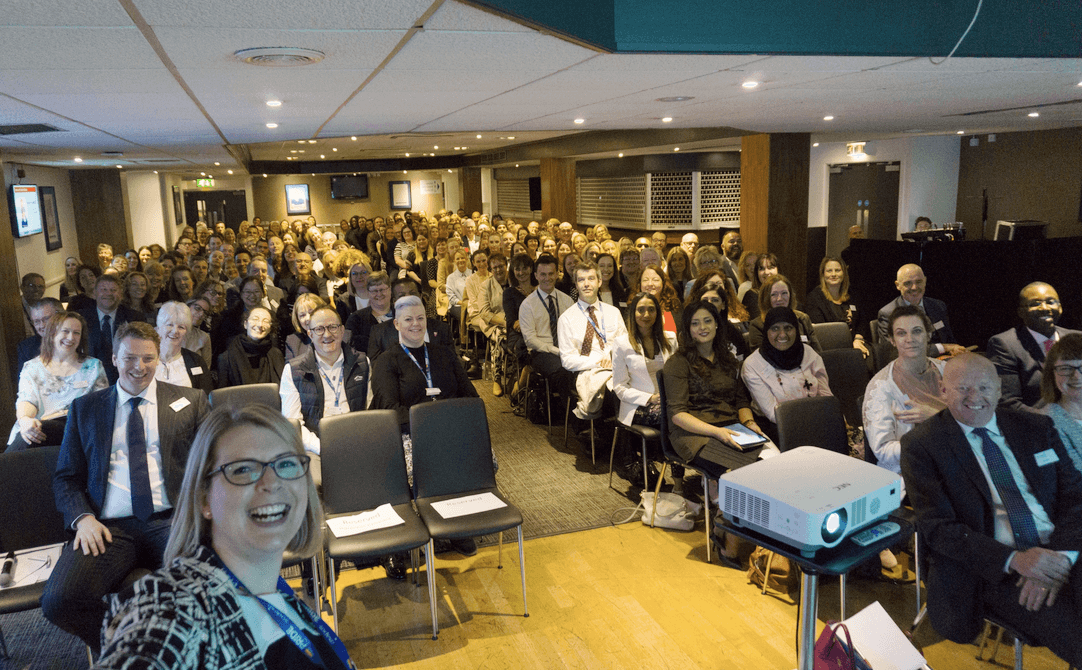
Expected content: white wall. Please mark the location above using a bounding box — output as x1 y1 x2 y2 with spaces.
6 164 81 297
443 170 461 213
808 135 960 237
124 171 168 250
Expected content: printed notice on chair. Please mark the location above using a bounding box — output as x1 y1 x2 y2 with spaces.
431 492 507 519
326 504 405 537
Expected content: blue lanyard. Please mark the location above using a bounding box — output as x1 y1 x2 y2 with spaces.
401 344 433 389
220 563 355 670
577 301 607 346
317 363 342 408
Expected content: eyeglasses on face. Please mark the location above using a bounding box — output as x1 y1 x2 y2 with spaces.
1053 364 1082 377
309 324 343 337
206 453 311 486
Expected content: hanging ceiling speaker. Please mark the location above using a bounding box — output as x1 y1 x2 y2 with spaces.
234 47 325 67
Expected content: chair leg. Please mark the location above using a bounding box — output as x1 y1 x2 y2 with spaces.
545 378 552 434
1014 637 1023 670
762 551 774 595
608 427 620 489
498 530 504 569
590 418 596 465
427 538 439 640
702 473 711 564
640 435 650 493
651 462 668 528
326 553 340 633
839 574 846 620
411 548 419 586
913 530 922 619
563 396 572 447
518 525 529 618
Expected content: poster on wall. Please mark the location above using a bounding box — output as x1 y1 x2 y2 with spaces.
285 183 311 215
419 179 441 195
389 181 411 210
40 186 62 252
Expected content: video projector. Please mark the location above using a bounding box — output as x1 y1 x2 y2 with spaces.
718 446 901 556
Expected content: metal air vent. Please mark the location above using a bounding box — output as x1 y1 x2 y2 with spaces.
0 124 63 136
234 47 325 67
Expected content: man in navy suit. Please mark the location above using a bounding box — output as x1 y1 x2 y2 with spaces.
77 274 144 384
43 322 209 650
987 282 1081 412
901 354 1082 666
876 263 965 356
15 297 61 373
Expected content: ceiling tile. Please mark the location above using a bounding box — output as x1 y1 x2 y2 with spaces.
423 1 534 32
133 0 434 30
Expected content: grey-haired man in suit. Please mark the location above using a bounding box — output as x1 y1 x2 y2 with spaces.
43 322 209 650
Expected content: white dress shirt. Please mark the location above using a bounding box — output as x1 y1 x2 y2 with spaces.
519 287 573 356
557 298 627 372
101 379 169 519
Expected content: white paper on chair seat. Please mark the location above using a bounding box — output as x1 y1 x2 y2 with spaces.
326 504 405 537
431 492 507 519
843 601 926 670
3 543 64 588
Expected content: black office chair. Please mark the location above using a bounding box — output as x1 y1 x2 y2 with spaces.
409 398 527 640
209 383 281 410
319 410 432 633
811 322 852 351
774 395 849 455
608 422 661 492
655 372 714 563
0 446 69 659
820 348 870 429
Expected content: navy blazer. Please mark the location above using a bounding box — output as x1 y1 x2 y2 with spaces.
987 324 1081 412
53 382 210 529
78 305 146 384
16 335 41 373
901 408 1082 643
180 347 214 394
877 295 956 354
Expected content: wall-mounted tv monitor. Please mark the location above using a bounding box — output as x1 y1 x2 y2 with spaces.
8 184 43 238
331 175 369 200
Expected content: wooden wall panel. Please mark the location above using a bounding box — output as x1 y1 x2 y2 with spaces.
540 157 576 223
70 169 127 263
460 167 483 216
768 133 811 297
0 155 26 421
739 134 770 254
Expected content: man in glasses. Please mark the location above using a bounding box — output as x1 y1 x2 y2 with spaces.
280 306 370 486
45 322 210 652
988 282 1080 411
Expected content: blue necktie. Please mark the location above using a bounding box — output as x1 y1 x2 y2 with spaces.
127 397 154 522
973 427 1040 550
101 315 112 357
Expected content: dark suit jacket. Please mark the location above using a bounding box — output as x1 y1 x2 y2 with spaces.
900 408 1082 643
987 324 1080 412
876 295 956 355
180 347 214 394
78 305 145 384
16 335 41 372
53 382 210 529
367 317 454 362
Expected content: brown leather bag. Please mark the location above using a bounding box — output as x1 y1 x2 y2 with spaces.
747 546 801 597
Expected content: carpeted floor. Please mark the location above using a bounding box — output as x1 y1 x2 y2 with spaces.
0 381 646 669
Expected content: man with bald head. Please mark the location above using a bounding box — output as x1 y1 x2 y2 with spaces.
987 282 1080 412
680 233 699 261
876 263 963 355
901 354 1082 665
651 232 668 255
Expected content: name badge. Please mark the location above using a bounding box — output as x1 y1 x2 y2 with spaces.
74 381 89 389
426 387 441 396
800 335 809 342
170 397 191 412
1035 449 1059 467
933 320 945 330
190 366 203 375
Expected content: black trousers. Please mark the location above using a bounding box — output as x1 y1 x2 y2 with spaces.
529 350 572 395
41 512 172 651
981 567 1082 665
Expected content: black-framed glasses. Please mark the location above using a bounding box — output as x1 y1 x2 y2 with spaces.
1053 364 1082 377
206 454 311 486
309 324 343 337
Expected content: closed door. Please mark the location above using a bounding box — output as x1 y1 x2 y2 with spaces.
826 162 900 257
183 190 248 232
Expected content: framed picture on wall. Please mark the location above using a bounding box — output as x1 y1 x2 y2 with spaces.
389 181 411 210
173 186 183 225
285 183 311 215
40 186 62 252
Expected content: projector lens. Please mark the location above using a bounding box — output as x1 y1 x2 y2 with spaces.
821 509 848 544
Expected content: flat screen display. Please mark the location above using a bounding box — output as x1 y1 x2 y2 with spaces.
331 175 369 199
8 184 43 238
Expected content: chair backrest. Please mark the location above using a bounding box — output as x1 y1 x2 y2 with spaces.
0 446 68 553
812 322 852 351
820 348 870 428
775 396 849 455
209 383 281 411
410 398 495 499
320 410 410 515
867 319 880 347
655 371 684 465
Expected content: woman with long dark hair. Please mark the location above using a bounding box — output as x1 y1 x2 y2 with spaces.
741 252 778 320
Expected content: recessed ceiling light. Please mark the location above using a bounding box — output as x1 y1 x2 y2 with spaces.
227 170 234 174
351 136 357 141
201 172 206 176
332 147 337 151
454 147 460 150
153 171 157 174
515 164 519 168
214 162 220 166
298 150 305 153
662 117 673 123
813 143 819 147
266 100 282 107
403 170 407 174
618 153 624 158
266 123 278 129
1028 112 1040 118
73 157 82 163
290 150 297 153
507 136 515 140
320 154 325 159
823 116 834 121
298 140 305 144
116 165 123 169
957 130 965 134
741 81 759 89
448 169 453 173
673 147 680 152
574 118 585 124
656 96 694 102
433 145 439 149
208 175 213 179
476 134 482 139
405 153 410 157
308 140 316 144
1077 81 1082 87
263 173 268 177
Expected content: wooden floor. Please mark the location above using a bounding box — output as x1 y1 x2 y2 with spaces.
304 523 1069 670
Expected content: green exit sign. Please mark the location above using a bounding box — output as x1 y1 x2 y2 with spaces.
196 179 214 187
